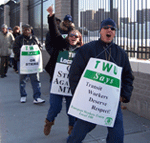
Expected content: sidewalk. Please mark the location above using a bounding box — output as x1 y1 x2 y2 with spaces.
0 67 150 143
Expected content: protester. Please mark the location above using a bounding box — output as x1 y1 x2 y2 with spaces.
59 14 75 35
8 27 15 68
67 18 134 143
12 26 21 73
0 24 15 78
45 14 75 104
7 27 13 33
7 27 14 68
9 46 14 68
13 26 21 38
45 14 75 78
43 5 83 136
13 24 45 104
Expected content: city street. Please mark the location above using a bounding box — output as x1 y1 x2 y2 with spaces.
0 67 150 143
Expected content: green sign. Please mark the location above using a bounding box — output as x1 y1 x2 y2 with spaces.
22 51 40 56
83 70 120 88
57 51 76 65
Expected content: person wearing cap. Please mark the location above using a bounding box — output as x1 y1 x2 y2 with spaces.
13 24 45 104
67 18 134 143
45 15 74 104
0 24 15 78
7 27 13 33
59 14 75 35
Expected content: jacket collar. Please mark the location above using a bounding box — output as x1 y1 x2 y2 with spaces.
23 34 32 40
3 31 8 36
99 38 113 47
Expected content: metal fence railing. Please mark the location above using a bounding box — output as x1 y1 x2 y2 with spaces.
79 0 150 60
0 0 150 60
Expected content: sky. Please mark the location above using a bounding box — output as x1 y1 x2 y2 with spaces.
0 0 9 5
0 0 4 5
1 0 150 21
79 0 150 22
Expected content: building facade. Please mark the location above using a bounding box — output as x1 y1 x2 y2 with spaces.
0 0 78 43
80 8 119 31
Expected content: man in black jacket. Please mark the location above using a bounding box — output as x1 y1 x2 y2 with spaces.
67 18 134 143
13 24 45 104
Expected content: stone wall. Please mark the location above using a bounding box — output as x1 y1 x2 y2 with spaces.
122 60 150 120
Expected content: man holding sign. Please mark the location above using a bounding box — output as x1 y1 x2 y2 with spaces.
67 18 134 143
13 24 45 104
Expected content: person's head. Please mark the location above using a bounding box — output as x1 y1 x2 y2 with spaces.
67 29 83 46
13 26 20 34
22 24 32 37
100 18 116 43
63 14 73 27
8 27 13 33
1 24 8 34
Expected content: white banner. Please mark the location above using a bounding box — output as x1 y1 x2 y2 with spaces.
50 51 76 96
68 58 122 127
20 45 43 74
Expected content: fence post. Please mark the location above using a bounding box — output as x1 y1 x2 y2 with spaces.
71 0 74 21
110 0 113 19
41 0 43 44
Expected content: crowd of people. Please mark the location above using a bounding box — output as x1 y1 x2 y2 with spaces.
0 4 134 143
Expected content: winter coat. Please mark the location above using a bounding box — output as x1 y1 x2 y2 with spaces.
45 20 75 56
13 33 20 39
59 20 75 34
13 34 42 61
45 32 54 56
45 14 79 82
69 39 134 103
0 31 15 56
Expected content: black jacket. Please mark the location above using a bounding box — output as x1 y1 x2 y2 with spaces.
13 34 42 61
13 33 20 39
45 32 54 56
45 14 78 81
69 39 134 103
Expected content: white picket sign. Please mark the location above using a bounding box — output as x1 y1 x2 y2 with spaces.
50 50 76 96
20 45 43 74
68 58 122 127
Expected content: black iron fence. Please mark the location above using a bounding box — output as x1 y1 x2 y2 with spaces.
0 0 150 60
79 0 150 60
10 2 20 28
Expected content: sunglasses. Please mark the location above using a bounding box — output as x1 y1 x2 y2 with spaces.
69 33 79 38
103 26 116 31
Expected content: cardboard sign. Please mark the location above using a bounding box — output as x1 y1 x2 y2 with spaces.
68 58 122 127
20 45 43 74
50 50 76 96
